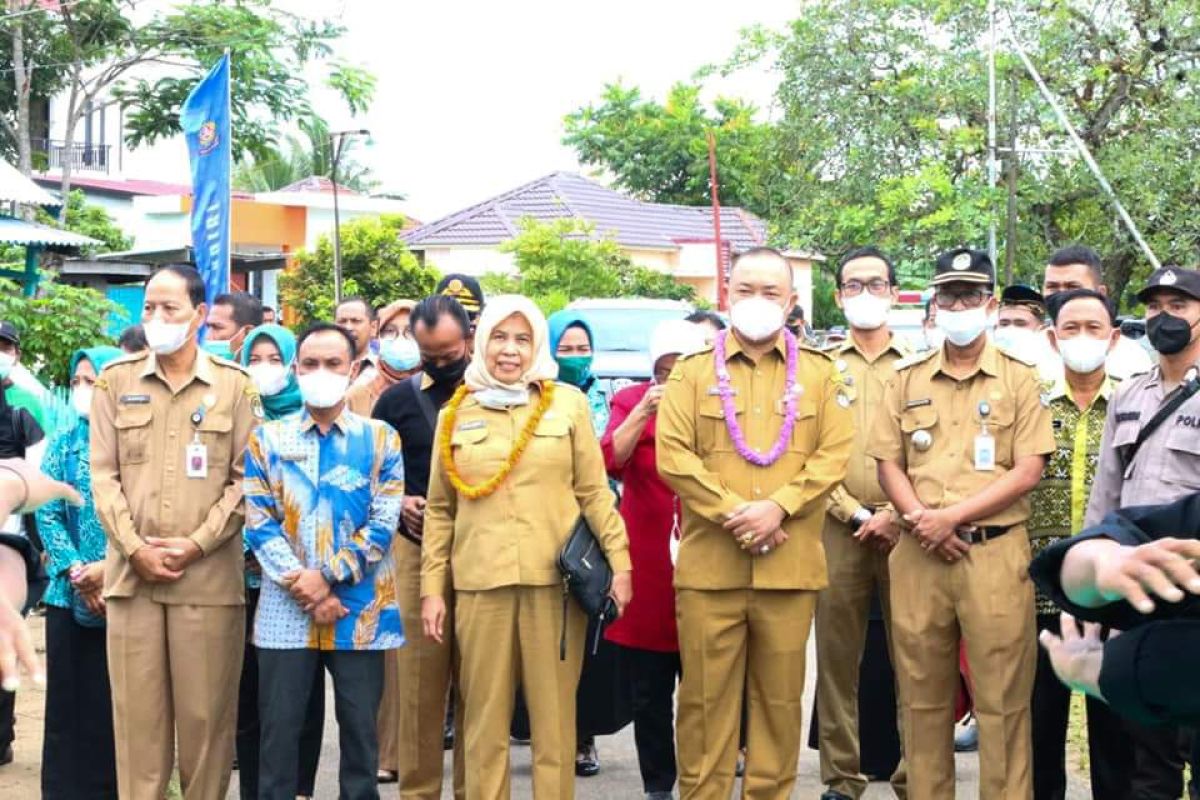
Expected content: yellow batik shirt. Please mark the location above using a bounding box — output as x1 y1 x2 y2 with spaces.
1027 375 1113 616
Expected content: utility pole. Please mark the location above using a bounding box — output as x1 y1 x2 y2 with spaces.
329 128 370 304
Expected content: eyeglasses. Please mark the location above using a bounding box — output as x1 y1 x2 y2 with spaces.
935 288 990 310
840 279 891 297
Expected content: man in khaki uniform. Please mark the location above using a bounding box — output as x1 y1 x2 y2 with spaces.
870 248 1054 799
657 247 853 800
816 247 909 800
91 265 258 800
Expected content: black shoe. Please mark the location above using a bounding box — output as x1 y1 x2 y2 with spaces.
735 748 746 777
820 792 853 800
444 718 455 750
0 745 12 767
575 742 600 777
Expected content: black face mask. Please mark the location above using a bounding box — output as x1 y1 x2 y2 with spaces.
424 355 468 386
1147 312 1197 355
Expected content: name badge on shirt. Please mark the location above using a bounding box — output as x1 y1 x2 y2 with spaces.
119 394 151 405
457 420 486 432
974 432 996 472
707 386 736 396
186 441 208 479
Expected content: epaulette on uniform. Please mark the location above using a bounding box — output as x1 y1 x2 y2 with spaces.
994 344 1038 368
677 345 714 362
98 351 147 373
799 342 835 360
208 354 250 374
893 348 937 372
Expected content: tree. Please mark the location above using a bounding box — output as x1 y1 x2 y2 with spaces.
563 1 1200 310
491 217 695 315
35 189 131 255
0 277 122 386
278 214 439 328
564 82 772 210
233 116 378 194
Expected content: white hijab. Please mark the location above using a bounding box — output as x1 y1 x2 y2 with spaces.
463 295 559 406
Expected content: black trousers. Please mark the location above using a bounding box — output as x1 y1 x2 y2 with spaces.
0 686 12 750
1032 615 1133 799
258 648 384 800
40 606 117 799
1127 719 1193 800
237 591 324 799
621 646 681 793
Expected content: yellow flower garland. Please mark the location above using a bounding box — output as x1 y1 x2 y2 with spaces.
439 380 556 500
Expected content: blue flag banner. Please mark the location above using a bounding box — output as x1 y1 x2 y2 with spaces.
181 53 231 309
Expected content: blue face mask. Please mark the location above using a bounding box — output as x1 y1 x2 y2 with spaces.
379 336 421 372
201 339 234 360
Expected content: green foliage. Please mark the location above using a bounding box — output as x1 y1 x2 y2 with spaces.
233 116 379 194
564 83 771 209
563 0 1200 311
279 215 439 328
0 277 122 386
498 218 695 315
35 190 132 255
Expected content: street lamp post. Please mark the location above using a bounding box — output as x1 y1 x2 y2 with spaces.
329 128 370 304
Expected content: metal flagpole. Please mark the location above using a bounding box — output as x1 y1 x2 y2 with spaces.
1002 13 1161 270
224 48 232 292
986 0 998 267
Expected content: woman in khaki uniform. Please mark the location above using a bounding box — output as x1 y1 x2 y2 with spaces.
420 295 632 800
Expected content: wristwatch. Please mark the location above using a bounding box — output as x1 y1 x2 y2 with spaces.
851 507 873 529
319 564 338 586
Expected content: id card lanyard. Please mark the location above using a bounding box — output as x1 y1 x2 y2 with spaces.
974 400 996 472
186 404 208 479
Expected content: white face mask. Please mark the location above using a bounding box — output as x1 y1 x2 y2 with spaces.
1057 335 1111 375
248 363 289 398
144 312 195 356
380 336 421 372
937 307 990 347
0 351 14 379
71 385 93 418
842 293 891 331
923 327 945 351
730 296 787 342
297 369 350 410
992 326 1040 354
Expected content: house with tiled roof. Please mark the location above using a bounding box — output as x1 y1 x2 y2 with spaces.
402 172 822 310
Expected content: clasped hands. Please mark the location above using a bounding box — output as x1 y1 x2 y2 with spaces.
129 536 203 583
724 500 788 556
282 568 349 626
904 507 971 562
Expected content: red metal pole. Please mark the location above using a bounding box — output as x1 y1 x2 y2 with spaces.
707 130 727 311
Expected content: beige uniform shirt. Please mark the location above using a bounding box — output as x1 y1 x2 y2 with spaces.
869 343 1055 527
826 334 912 523
91 350 258 604
421 383 630 597
1084 362 1200 527
656 335 853 591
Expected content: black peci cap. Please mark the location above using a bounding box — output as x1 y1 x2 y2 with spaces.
931 248 995 288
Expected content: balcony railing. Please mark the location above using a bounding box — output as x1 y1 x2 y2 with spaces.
32 138 112 174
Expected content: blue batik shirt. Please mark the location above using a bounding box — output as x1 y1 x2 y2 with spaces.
36 419 108 608
245 407 405 650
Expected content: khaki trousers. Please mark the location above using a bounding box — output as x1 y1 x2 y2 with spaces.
815 518 906 799
889 529 1036 800
455 584 586 800
378 541 465 798
676 587 816 800
107 594 244 800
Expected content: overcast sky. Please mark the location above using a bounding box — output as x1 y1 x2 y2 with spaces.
287 0 797 222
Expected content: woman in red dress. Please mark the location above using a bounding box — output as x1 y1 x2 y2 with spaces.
601 319 706 800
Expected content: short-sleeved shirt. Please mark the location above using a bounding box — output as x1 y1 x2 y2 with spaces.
655 334 854 591
869 342 1055 527
90 350 258 604
1084 363 1200 527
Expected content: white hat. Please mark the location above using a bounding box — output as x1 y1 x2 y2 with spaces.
650 319 706 369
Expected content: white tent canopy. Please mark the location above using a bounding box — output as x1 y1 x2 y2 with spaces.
0 159 58 207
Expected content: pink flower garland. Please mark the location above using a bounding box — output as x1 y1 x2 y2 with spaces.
713 328 798 467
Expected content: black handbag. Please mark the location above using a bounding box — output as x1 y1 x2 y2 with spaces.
556 516 617 660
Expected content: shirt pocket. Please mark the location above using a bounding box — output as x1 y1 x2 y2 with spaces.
530 416 572 468
1109 421 1139 479
450 424 491 465
1162 426 1200 489
697 393 745 454
114 405 153 466
899 406 939 466
985 399 1017 468
197 412 233 470
784 393 819 456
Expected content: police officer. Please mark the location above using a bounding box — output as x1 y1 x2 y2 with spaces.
657 247 853 799
90 265 259 800
816 247 909 800
870 248 1055 799
1084 265 1200 800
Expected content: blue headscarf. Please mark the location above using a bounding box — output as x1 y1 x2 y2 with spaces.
547 309 596 389
240 324 302 420
71 346 123 380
